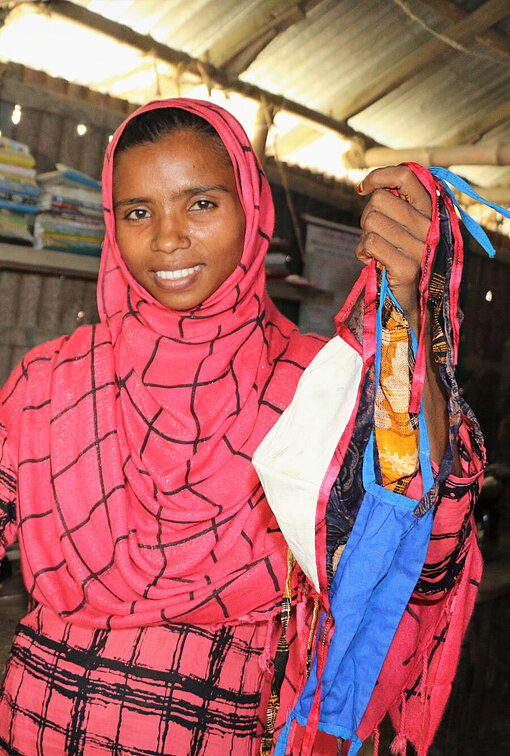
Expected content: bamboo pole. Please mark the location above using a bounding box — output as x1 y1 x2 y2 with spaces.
360 143 510 168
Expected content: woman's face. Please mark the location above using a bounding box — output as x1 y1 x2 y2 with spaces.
112 129 246 311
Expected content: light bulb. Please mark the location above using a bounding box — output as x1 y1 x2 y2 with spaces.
11 104 22 125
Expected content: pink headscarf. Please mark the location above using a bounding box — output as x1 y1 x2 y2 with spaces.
5 99 324 628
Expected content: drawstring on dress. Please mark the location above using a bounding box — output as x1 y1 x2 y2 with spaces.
391 692 408 755
260 550 297 755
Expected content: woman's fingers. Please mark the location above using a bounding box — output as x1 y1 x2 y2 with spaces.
359 198 429 280
359 189 431 247
355 224 421 286
355 226 421 319
355 164 435 322
357 164 433 219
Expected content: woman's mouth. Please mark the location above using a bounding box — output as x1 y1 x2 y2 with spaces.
155 265 202 281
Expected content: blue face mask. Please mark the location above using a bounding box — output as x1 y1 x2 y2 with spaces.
275 269 435 755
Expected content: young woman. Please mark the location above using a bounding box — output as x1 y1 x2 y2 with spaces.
0 99 483 755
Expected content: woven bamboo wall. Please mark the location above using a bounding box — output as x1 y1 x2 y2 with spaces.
0 269 98 384
0 63 129 178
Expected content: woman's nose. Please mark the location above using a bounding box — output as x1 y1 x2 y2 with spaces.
151 212 191 253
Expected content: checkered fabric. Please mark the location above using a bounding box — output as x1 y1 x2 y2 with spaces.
0 605 267 755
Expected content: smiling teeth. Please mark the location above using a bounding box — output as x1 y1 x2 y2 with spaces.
155 266 201 280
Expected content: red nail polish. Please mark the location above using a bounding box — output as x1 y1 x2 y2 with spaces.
356 182 363 193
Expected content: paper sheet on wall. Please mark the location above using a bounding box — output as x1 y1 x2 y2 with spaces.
299 215 362 337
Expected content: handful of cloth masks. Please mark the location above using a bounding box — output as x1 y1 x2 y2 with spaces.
254 164 509 755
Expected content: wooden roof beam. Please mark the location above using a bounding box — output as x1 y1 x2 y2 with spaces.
206 0 324 78
415 0 510 58
331 0 510 121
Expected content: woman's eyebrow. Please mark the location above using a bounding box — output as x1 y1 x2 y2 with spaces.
183 184 230 196
113 185 230 209
114 196 149 208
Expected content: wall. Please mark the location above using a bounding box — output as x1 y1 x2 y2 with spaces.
0 267 98 385
0 62 128 178
460 235 510 459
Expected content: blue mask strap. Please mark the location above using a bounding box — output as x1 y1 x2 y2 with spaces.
428 166 510 259
364 269 434 495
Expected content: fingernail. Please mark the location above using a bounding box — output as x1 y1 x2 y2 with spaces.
356 182 363 193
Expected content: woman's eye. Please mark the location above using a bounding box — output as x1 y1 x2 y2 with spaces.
126 208 150 220
192 199 215 210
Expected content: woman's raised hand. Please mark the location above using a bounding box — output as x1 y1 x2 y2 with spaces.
355 165 433 329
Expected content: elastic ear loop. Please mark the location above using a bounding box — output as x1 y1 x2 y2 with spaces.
429 166 510 259
362 269 434 496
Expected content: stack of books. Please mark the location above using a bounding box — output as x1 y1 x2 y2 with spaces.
0 136 39 244
35 164 104 256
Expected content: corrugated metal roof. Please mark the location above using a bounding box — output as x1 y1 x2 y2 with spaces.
81 0 281 59
240 0 444 112
349 51 508 147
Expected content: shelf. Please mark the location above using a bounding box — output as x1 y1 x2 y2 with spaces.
267 278 334 306
0 242 100 279
0 243 334 304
